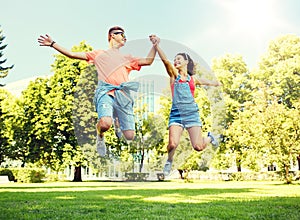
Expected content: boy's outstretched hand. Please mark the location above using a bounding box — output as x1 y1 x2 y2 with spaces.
38 34 53 47
149 34 160 46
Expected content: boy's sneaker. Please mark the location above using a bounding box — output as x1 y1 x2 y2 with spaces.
163 160 173 176
114 118 122 139
208 132 219 149
96 135 106 157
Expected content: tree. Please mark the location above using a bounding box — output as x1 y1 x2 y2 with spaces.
0 89 18 164
11 41 95 181
249 34 300 182
13 78 51 167
45 41 93 181
133 110 165 172
211 35 300 181
251 34 300 108
211 54 252 171
73 64 112 177
0 26 13 86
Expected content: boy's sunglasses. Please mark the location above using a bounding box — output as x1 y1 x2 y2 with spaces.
113 32 126 38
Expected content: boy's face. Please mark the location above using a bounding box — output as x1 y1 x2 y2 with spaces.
111 30 126 46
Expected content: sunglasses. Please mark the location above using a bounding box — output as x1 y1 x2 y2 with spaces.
113 31 126 38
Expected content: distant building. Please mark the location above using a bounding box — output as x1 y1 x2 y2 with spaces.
133 79 155 117
132 74 169 116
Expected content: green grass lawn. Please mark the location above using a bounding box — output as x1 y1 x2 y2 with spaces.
0 180 299 220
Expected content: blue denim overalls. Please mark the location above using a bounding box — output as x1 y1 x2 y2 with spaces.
169 74 202 128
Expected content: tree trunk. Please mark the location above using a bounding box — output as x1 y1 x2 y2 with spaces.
236 159 242 172
73 165 82 182
284 165 291 184
236 155 242 172
139 149 144 173
297 155 300 171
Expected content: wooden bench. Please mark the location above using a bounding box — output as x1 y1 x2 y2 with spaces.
125 173 149 181
0 175 10 184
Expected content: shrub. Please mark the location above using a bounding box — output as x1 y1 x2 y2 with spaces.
10 168 46 183
0 169 15 181
45 173 67 182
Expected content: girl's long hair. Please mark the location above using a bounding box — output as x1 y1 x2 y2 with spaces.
176 53 195 76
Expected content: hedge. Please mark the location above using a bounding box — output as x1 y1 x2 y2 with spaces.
0 168 46 183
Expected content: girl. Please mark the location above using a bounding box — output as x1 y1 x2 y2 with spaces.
150 36 221 176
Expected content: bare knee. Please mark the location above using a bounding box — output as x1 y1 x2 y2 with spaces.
167 141 178 153
123 130 135 141
192 143 206 151
97 117 112 133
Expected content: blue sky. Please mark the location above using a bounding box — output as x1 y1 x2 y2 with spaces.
1 0 300 84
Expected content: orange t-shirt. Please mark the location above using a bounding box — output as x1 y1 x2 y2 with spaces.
86 48 141 85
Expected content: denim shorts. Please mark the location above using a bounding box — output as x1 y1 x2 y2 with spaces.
96 94 135 131
168 104 202 128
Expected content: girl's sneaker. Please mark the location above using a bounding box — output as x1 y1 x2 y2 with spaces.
163 160 173 176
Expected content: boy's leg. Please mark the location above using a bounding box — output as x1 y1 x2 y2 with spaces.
112 108 122 139
114 105 135 141
95 94 114 156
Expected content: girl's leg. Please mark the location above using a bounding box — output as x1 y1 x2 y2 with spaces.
167 125 184 161
187 126 211 151
163 125 183 176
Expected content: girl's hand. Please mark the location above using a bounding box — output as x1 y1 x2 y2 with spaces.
149 34 160 47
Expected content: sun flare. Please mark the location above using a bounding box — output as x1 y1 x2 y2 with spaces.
221 0 278 35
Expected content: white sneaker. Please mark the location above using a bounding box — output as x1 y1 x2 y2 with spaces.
163 160 173 176
96 135 106 157
208 132 219 149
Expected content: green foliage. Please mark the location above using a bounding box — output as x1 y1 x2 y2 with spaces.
0 26 14 85
1 168 46 183
16 78 52 166
0 89 19 164
45 173 67 182
118 111 166 173
0 168 14 181
211 36 300 178
14 168 45 183
22 42 93 171
252 34 300 108
212 54 251 124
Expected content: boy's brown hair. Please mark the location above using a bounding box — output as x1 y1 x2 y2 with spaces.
108 26 125 42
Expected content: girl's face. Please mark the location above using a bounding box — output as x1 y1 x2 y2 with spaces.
174 55 188 69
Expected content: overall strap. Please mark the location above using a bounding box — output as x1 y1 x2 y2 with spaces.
175 74 191 82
